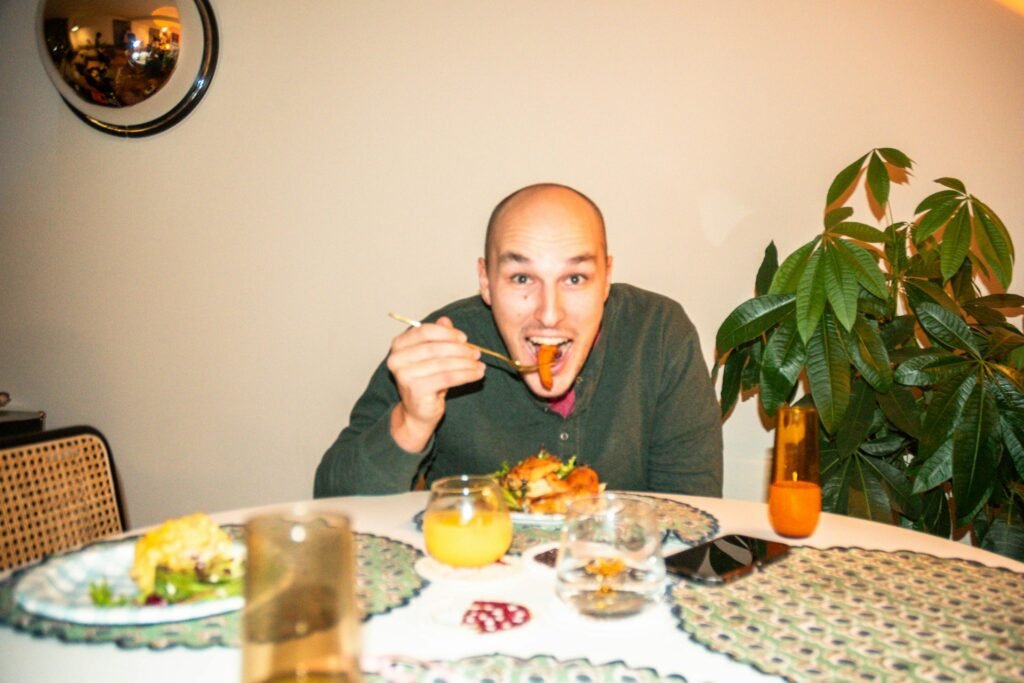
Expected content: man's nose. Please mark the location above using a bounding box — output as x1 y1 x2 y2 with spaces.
537 285 564 328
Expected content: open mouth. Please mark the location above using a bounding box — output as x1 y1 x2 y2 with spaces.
526 336 572 363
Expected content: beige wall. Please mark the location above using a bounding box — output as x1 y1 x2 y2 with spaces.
2 1 1022 527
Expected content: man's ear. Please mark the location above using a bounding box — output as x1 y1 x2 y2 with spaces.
603 254 614 300
477 257 492 305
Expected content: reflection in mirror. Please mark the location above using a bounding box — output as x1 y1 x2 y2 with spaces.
41 0 182 108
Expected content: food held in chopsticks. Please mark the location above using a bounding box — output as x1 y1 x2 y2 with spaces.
90 512 244 606
494 449 604 514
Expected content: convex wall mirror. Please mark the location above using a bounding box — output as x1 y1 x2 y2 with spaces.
37 0 218 137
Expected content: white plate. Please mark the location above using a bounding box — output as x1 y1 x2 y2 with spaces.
414 555 523 583
510 511 565 527
414 509 564 528
14 538 244 625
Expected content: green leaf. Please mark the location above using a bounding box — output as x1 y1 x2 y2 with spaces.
991 372 1024 410
914 189 962 215
912 438 953 493
860 433 906 457
880 315 917 350
919 371 978 459
905 250 944 281
835 379 876 458
833 240 888 301
865 153 890 214
904 280 961 317
844 315 893 391
963 301 1007 327
1000 412 1024 481
861 456 914 513
921 487 952 539
974 199 1015 259
759 317 807 417
984 327 1024 359
894 352 970 387
741 341 763 392
876 385 922 438
755 242 779 297
851 457 896 522
970 294 1024 308
805 310 851 434
951 381 999 527
975 207 1014 289
934 177 967 193
796 247 827 343
994 363 1024 390
715 294 795 352
912 196 961 244
877 147 913 169
885 222 909 277
824 245 859 331
830 221 888 243
857 290 890 319
821 444 852 515
824 207 854 229
769 238 820 295
939 206 972 282
719 348 746 417
916 302 981 356
979 518 1024 563
826 153 868 207
949 255 978 302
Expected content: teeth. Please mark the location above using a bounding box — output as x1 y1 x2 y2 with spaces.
528 337 568 346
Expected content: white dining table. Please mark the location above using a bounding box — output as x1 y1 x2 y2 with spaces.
2 492 1022 682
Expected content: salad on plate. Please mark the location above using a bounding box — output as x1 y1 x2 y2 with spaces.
493 449 604 515
90 512 244 607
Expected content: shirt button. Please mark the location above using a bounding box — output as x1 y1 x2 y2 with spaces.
559 432 569 441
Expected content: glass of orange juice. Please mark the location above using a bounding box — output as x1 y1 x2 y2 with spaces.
768 404 822 538
422 475 512 568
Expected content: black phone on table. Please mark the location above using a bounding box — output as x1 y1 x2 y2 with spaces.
664 534 790 584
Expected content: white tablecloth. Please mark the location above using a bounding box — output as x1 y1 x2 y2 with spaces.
2 492 1021 682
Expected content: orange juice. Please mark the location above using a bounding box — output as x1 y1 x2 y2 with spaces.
423 508 512 567
768 480 821 537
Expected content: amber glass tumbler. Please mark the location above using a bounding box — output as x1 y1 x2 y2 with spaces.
768 405 821 538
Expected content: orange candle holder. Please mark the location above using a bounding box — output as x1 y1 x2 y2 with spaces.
768 405 821 538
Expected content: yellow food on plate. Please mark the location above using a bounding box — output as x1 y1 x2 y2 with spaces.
495 449 604 515
131 512 238 595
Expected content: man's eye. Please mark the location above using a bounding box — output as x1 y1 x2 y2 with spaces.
567 274 588 285
512 274 531 285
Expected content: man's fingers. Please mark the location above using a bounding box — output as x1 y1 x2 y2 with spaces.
391 355 485 388
389 340 480 370
392 319 467 351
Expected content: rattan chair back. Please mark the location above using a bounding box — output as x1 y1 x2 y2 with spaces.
0 426 126 571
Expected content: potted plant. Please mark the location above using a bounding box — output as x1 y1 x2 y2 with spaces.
714 148 1024 560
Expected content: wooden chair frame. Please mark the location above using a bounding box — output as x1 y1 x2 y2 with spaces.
0 426 126 571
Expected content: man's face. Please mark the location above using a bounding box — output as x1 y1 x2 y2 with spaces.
477 187 613 398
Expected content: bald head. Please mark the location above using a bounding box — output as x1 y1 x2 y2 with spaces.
484 184 607 264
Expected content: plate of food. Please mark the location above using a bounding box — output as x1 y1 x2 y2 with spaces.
494 450 605 525
15 512 245 625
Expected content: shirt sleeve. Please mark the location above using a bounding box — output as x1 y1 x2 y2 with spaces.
313 359 430 497
647 305 724 497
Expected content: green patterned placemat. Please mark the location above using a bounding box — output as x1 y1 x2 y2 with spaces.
670 546 1024 682
0 530 426 650
365 653 687 682
416 495 719 555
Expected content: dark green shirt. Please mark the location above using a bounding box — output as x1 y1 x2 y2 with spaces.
314 283 723 497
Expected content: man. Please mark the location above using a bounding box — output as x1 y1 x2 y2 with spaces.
314 184 722 497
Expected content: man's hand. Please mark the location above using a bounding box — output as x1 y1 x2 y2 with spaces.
387 316 485 453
